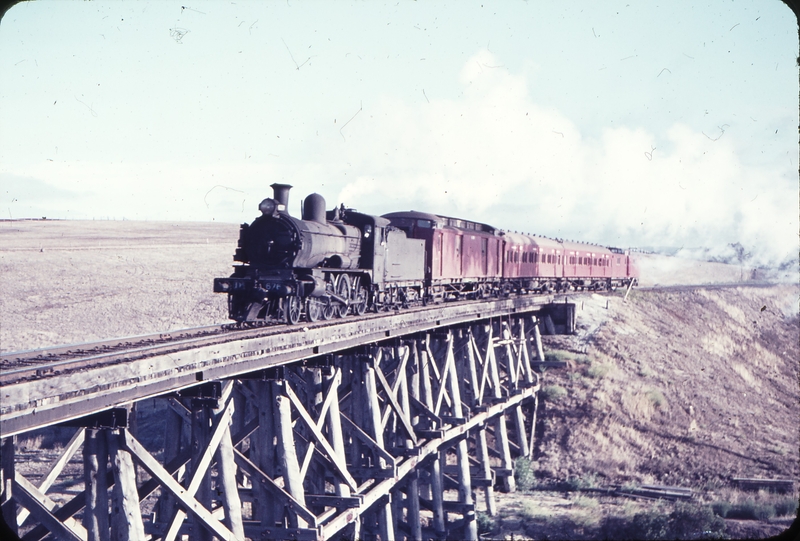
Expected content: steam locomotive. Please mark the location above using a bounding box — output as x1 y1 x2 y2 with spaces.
213 184 638 324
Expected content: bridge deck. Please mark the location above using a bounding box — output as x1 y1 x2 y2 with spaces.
1 295 553 437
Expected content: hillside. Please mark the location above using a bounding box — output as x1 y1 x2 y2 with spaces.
536 285 798 487
495 284 800 539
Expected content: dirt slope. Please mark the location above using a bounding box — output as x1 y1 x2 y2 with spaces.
535 285 799 487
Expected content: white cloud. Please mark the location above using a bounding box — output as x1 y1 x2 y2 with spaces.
330 50 796 265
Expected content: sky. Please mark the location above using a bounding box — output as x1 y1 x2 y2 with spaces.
1 0 797 266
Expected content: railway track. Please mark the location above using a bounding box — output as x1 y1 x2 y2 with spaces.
0 296 524 385
0 315 358 386
1 281 778 387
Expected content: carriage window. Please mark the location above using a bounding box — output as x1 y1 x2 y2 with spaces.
417 219 432 228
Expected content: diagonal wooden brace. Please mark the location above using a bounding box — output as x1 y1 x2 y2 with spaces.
121 430 238 541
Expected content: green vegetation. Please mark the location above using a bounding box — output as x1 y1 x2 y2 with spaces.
514 457 537 491
711 495 797 520
564 472 600 490
545 349 590 364
572 494 600 509
510 500 726 540
646 389 667 409
775 495 799 516
597 503 725 540
476 512 495 535
540 384 568 401
586 362 611 378
544 349 573 362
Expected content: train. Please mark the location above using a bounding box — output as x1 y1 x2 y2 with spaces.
213 184 638 324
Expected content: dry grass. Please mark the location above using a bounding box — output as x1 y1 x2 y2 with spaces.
534 284 799 492
1 220 239 352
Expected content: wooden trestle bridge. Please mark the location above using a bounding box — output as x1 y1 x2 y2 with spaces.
1 296 575 541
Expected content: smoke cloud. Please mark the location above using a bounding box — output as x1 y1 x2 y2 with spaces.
331 51 797 267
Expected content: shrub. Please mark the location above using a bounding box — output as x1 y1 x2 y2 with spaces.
544 350 573 362
520 500 545 521
646 389 667 409
726 498 776 520
572 494 599 509
630 510 670 540
775 496 799 517
671 502 725 538
564 472 600 490
711 500 732 517
587 362 611 378
476 512 495 535
540 385 567 401
602 504 725 540
514 457 536 491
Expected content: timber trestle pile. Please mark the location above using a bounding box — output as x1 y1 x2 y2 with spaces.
1 300 575 541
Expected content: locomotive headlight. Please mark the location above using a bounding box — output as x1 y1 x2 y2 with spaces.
259 198 278 216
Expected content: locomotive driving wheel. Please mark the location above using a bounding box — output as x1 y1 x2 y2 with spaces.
321 275 336 320
306 297 324 322
352 280 368 316
285 295 302 325
334 274 351 318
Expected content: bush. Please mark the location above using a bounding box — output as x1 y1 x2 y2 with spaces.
587 362 611 378
476 511 495 535
670 503 725 539
726 498 776 520
572 494 599 509
540 385 568 401
514 457 536 491
646 389 667 409
711 500 731 517
630 510 670 540
602 504 725 540
544 349 573 362
775 496 799 517
564 472 600 490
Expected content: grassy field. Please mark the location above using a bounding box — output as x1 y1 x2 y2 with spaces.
0 219 239 352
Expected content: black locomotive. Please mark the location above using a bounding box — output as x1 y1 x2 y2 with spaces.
213 184 425 323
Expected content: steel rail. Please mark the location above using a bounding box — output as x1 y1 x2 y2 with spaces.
1 324 228 362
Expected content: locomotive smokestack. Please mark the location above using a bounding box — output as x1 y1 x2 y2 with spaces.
271 183 292 213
